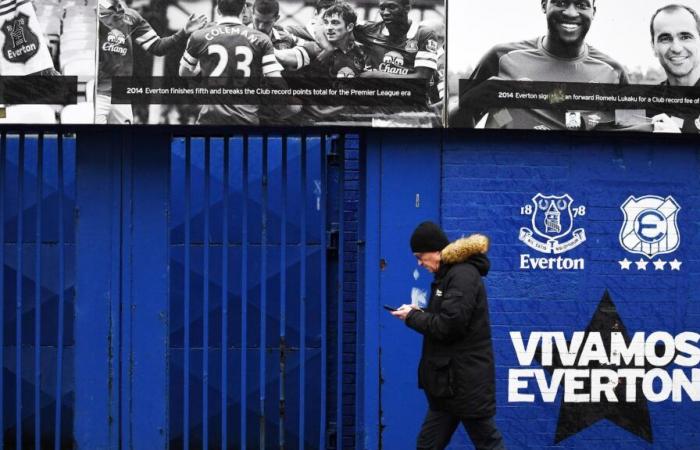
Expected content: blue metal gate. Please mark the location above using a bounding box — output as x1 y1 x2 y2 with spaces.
1 130 359 449
0 133 76 449
168 134 351 450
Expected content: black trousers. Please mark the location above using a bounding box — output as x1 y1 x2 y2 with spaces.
416 409 506 450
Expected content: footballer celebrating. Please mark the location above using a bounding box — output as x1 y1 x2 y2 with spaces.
179 0 299 125
97 0 206 124
284 0 339 43
355 0 440 80
281 2 366 78
252 0 303 50
455 0 629 130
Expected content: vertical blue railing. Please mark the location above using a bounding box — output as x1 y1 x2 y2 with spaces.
202 138 210 450
259 136 268 449
15 136 24 450
337 138 345 450
240 135 249 450
0 134 4 450
299 135 307 450
33 136 43 450
279 137 288 450
320 136 328 449
54 135 68 450
221 138 230 450
183 138 191 450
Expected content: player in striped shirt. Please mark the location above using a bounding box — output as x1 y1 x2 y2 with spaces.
455 0 629 130
0 0 57 75
179 0 298 125
97 0 206 124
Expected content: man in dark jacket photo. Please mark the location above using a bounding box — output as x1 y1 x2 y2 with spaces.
390 221 505 450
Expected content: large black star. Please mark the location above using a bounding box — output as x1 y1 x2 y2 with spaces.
535 290 654 444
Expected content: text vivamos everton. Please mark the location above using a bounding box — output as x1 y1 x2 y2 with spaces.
509 331 700 403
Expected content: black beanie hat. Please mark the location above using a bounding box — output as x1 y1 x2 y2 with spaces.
410 221 450 253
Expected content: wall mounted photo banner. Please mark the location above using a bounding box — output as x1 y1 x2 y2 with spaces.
447 0 700 133
0 0 95 124
100 0 445 127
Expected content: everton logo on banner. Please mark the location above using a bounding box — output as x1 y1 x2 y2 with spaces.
619 195 680 258
519 194 586 255
2 12 39 64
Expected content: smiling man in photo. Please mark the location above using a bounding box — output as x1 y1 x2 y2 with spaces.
652 4 700 87
648 4 700 132
455 0 629 130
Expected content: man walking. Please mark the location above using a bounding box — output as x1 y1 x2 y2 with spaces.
390 222 505 450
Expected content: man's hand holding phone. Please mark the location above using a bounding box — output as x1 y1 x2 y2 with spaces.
389 304 420 321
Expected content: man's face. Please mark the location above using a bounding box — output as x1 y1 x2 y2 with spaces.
379 0 408 25
253 9 278 35
653 9 700 81
324 13 353 44
414 252 441 273
542 0 595 46
241 1 254 25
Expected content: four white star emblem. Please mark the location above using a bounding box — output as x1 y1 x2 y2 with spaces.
616 257 682 271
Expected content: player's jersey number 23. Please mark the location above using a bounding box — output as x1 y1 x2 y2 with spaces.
207 44 253 77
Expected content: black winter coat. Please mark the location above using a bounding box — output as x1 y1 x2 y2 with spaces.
405 234 496 418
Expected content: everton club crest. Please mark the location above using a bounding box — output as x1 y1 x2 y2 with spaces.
618 195 681 271
519 194 587 254
2 12 39 64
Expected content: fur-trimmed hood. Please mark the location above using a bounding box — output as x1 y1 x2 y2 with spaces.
440 234 490 276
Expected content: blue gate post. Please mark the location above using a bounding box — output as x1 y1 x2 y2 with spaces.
360 132 381 450
74 129 122 449
75 129 171 449
124 129 171 449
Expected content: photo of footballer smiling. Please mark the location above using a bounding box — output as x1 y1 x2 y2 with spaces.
448 0 700 134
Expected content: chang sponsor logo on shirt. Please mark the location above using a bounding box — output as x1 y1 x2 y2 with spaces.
378 51 409 75
618 195 682 271
518 193 586 270
103 29 127 55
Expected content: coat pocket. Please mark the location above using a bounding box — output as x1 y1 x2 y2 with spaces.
419 356 455 399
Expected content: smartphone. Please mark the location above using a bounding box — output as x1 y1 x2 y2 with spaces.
383 304 398 312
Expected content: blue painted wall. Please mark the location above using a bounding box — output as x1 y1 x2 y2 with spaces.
3 129 698 450
370 130 700 449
